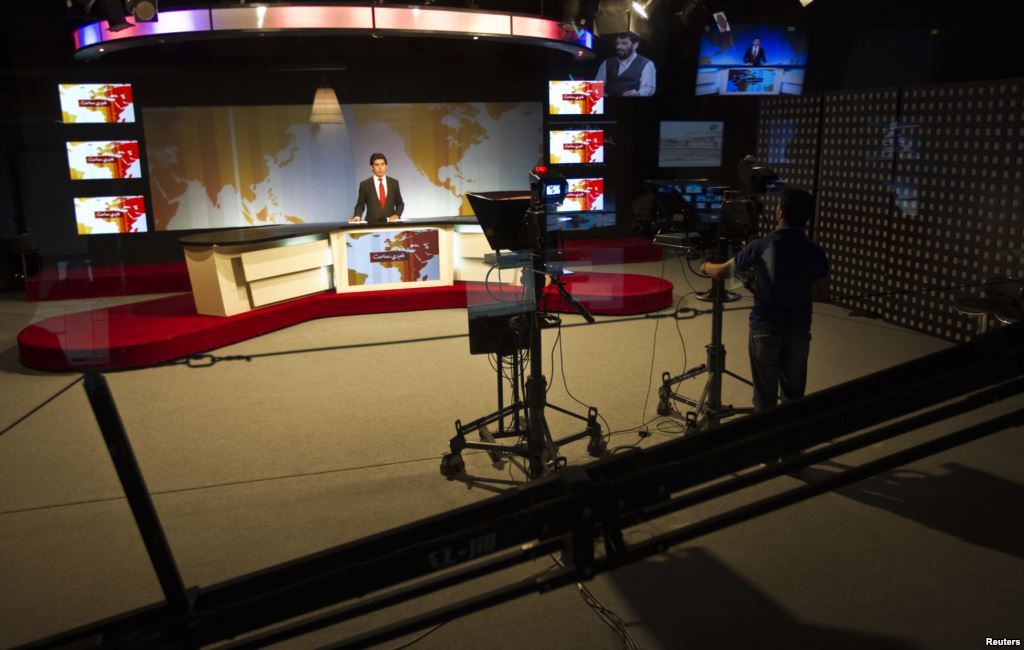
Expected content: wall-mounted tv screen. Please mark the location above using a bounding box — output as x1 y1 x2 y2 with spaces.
594 34 657 98
59 83 136 123
548 129 605 165
694 25 807 96
659 122 724 168
556 178 604 212
73 196 148 235
548 80 604 115
66 140 142 180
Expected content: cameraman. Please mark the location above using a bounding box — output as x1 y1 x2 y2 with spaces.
700 187 829 411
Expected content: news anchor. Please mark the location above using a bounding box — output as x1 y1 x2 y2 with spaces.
350 152 404 224
743 38 767 66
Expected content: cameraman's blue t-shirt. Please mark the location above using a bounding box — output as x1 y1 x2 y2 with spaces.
734 227 828 331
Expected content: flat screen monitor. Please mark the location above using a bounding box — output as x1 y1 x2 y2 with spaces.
646 180 725 229
59 83 135 123
73 196 148 235
546 212 616 232
659 122 724 168
548 129 605 165
694 25 807 96
66 140 142 180
556 178 604 212
548 80 605 115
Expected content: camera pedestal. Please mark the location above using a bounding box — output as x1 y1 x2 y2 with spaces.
657 275 755 432
441 197 605 481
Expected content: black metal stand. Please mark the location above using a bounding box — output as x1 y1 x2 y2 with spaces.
656 274 755 431
441 208 605 480
657 228 756 432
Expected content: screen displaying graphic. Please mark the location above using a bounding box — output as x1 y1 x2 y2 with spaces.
73 196 148 235
548 129 605 164
548 81 604 115
694 25 807 96
723 68 780 95
345 229 440 286
143 102 542 231
59 83 135 123
556 178 604 212
546 213 616 232
66 140 142 180
659 122 724 167
646 180 724 228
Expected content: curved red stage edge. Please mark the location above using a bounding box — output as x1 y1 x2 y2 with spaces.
18 272 673 372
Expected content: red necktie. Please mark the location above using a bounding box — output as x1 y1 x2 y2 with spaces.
378 179 386 209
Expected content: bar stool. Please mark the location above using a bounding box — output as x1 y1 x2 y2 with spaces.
952 294 1001 334
994 306 1024 325
953 276 1023 335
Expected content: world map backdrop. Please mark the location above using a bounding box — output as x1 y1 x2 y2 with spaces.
142 102 542 231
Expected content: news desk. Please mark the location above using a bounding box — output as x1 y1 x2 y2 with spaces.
180 218 494 317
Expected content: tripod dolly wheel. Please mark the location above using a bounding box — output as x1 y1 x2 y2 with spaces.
585 407 606 457
440 453 465 478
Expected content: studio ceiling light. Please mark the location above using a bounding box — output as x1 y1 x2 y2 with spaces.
77 0 134 31
309 76 344 124
126 0 158 22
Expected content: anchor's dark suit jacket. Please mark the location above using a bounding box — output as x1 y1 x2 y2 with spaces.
352 176 405 224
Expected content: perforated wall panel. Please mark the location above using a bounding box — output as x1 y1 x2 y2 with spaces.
893 80 1024 341
813 89 900 321
755 95 822 236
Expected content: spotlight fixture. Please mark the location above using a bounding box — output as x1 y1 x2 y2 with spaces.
674 0 700 26
631 0 649 19
126 0 157 22
562 0 582 32
798 0 814 6
76 0 134 31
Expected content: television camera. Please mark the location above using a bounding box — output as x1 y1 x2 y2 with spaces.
649 156 782 253
441 167 604 480
649 156 783 432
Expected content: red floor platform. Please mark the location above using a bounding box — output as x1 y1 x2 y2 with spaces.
25 262 192 301
23 238 661 302
18 272 673 372
560 237 661 265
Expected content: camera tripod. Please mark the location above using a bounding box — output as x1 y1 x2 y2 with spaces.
657 255 755 432
441 209 605 480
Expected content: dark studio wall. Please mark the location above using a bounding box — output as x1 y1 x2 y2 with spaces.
1 0 1022 272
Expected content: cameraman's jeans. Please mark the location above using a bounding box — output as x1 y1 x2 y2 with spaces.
748 327 811 412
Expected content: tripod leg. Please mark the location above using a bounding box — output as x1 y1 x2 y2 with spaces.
478 425 505 466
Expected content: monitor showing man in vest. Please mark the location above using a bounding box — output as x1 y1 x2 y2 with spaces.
594 32 656 97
